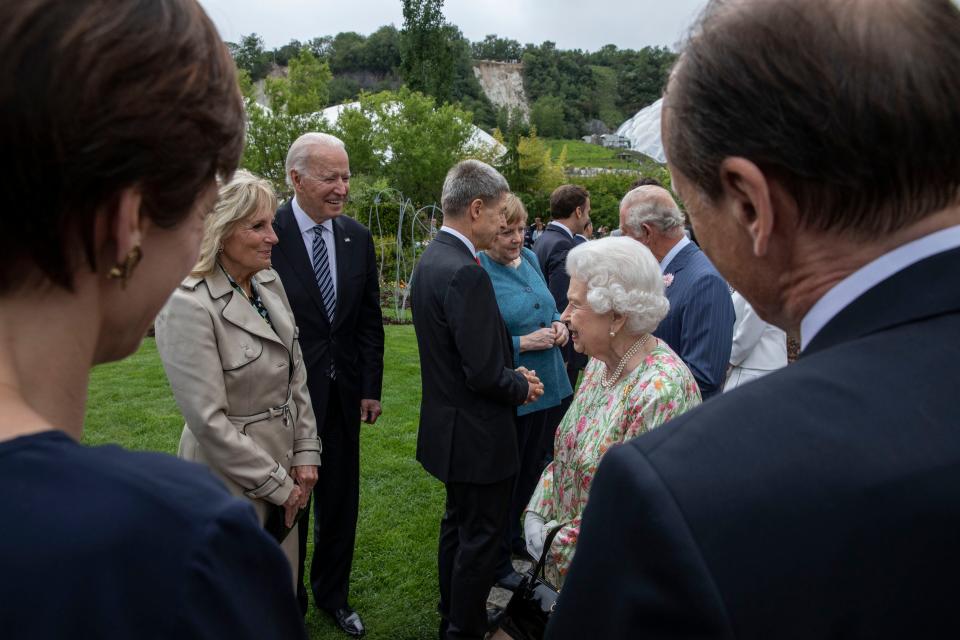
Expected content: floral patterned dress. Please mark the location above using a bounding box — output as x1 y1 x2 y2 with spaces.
526 339 701 586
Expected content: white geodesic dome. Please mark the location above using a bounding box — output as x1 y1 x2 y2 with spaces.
615 98 666 164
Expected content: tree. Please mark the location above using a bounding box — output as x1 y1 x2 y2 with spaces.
332 87 486 207
265 49 332 116
530 95 568 138
230 33 271 80
472 34 522 62
400 0 456 104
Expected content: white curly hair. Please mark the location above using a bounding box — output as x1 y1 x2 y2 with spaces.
565 237 670 334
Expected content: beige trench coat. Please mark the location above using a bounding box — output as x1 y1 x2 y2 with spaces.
155 267 322 581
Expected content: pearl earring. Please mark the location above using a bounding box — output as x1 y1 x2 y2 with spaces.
609 330 616 337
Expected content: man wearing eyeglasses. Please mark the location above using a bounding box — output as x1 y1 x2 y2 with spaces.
272 132 385 638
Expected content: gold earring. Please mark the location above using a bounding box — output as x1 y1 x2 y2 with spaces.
107 246 143 289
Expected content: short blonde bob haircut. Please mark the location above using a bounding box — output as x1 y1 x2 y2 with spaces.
503 192 530 227
192 169 277 276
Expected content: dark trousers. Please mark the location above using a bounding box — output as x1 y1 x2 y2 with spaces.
296 382 360 613
438 476 514 640
497 403 568 574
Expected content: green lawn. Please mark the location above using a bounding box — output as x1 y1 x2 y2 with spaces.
546 137 662 173
83 325 444 639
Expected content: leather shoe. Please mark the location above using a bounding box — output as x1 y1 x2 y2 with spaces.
495 570 525 591
326 606 365 637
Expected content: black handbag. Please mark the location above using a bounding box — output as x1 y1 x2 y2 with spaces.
498 524 565 640
263 503 308 544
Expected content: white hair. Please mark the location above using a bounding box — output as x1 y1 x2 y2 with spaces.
620 187 685 235
566 236 670 334
284 132 346 188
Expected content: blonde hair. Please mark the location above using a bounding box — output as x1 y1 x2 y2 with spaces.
192 169 277 276
503 193 529 227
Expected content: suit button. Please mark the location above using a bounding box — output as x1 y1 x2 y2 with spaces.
534 303 540 309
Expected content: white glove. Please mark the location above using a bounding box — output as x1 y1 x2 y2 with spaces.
524 511 548 559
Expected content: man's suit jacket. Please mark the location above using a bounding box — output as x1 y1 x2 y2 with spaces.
654 242 734 399
547 246 960 639
271 202 385 432
156 267 321 506
411 231 528 484
533 224 586 370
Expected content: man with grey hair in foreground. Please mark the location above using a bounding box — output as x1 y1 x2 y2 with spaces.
619 185 734 398
411 159 543 640
271 132 385 636
548 0 960 637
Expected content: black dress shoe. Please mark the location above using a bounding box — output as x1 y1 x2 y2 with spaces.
495 570 525 591
326 606 365 637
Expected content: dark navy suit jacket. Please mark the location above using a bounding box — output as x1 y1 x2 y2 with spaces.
547 246 960 639
534 224 587 371
410 231 528 484
654 241 734 399
1 431 305 639
271 202 384 433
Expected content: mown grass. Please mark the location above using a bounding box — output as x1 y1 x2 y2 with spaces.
545 138 665 176
83 326 445 639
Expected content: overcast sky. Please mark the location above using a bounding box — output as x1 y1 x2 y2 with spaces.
198 0 709 52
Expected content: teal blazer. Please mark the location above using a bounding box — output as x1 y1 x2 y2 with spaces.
480 247 573 416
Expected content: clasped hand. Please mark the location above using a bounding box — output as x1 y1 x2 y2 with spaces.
519 322 569 352
284 465 318 527
516 366 544 404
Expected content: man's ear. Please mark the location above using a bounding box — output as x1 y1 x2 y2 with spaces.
111 187 144 265
468 198 484 221
717 157 774 257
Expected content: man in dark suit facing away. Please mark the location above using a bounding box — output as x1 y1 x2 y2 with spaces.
620 185 734 399
411 159 543 640
533 184 591 393
548 0 960 638
271 132 384 637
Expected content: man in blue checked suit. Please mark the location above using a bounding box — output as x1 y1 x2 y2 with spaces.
620 186 734 399
271 132 384 637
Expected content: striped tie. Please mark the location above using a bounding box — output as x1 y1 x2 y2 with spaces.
312 225 336 322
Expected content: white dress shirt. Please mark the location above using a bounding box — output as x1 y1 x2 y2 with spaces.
660 235 691 273
548 220 575 239
724 291 788 392
439 225 478 258
800 225 960 350
292 197 338 298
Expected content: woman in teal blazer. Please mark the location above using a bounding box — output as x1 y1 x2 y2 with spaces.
480 194 573 578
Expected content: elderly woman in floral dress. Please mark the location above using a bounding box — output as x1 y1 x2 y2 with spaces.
523 237 701 587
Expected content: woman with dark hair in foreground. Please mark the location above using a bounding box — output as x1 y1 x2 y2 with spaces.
0 1 306 637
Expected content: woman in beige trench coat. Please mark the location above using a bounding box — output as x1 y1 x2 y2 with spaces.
156 170 321 585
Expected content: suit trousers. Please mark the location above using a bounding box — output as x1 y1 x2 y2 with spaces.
438 476 514 640
296 381 360 613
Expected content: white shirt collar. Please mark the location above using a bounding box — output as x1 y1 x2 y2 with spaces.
660 235 691 273
291 196 333 235
548 220 574 239
800 224 960 350
439 225 477 258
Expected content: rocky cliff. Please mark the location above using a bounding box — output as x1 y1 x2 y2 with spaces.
472 60 529 121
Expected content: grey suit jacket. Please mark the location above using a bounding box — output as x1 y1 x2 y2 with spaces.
155 267 321 507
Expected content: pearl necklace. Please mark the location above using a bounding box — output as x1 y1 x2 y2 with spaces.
600 334 651 388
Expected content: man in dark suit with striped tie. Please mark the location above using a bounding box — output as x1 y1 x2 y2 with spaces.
620 185 734 399
271 132 385 637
